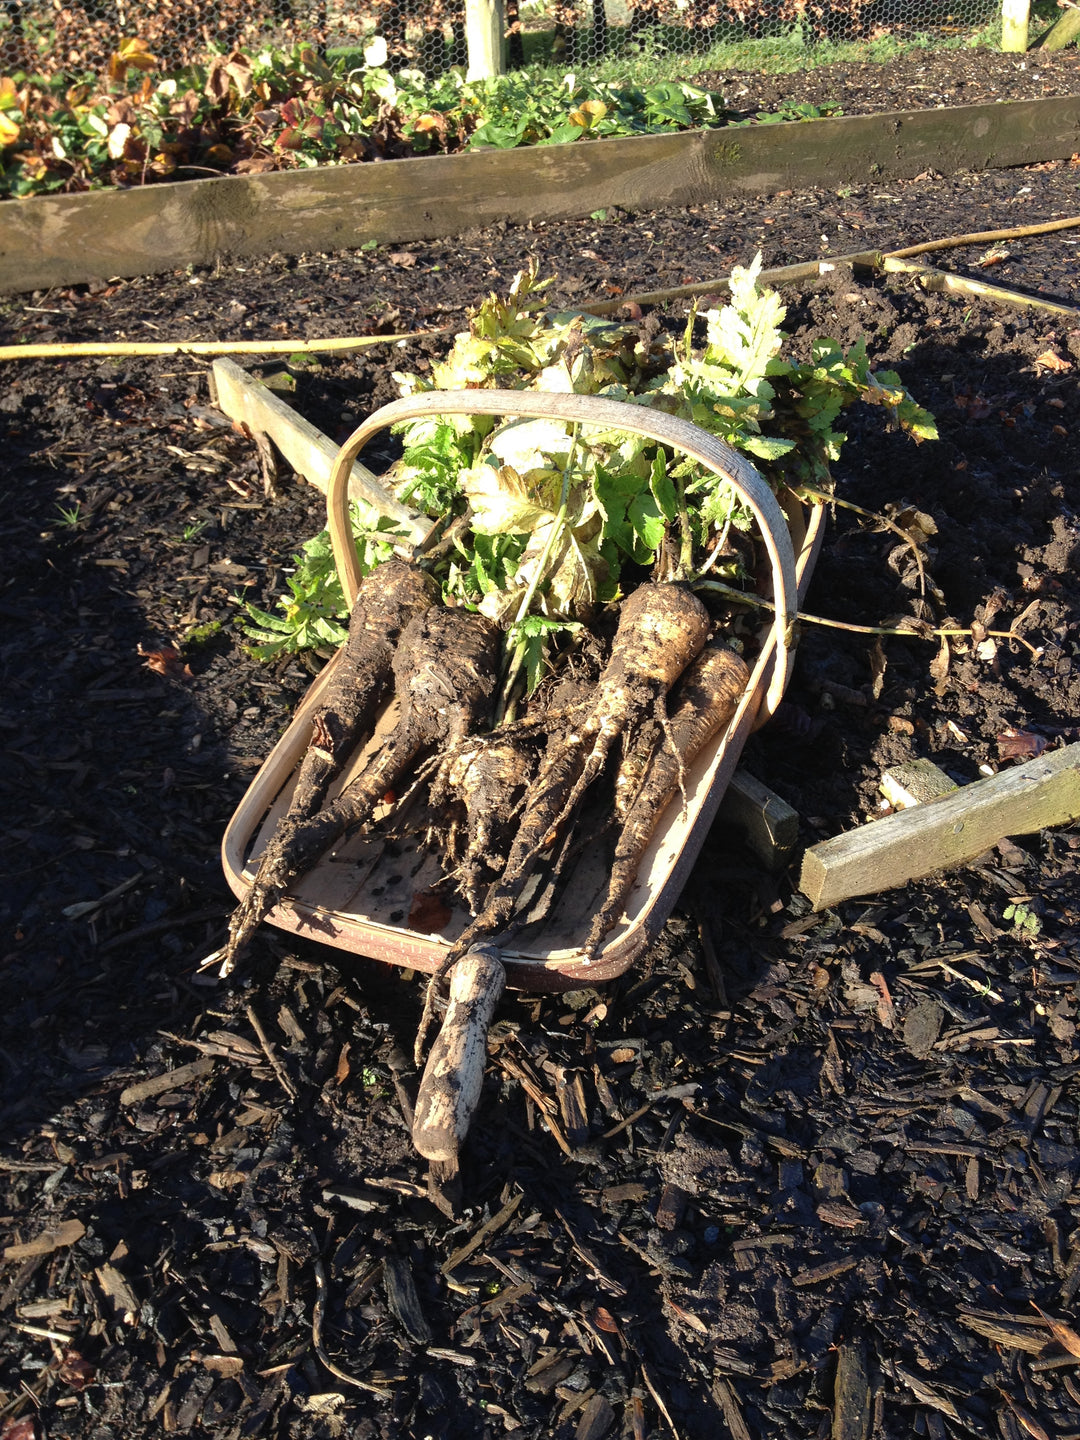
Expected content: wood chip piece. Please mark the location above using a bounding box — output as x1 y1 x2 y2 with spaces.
95 1263 138 1323
526 1352 577 1395
575 1394 615 1440
793 1257 859 1288
655 1183 688 1231
440 1192 522 1276
120 1056 215 1106
4 1218 86 1261
833 1341 871 1440
959 1309 1050 1354
382 1255 433 1346
712 1376 753 1440
202 1355 245 1377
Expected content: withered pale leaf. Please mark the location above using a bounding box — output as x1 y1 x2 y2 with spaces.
868 636 887 701
894 1364 960 1419
928 634 951 696
1032 1304 1080 1359
1034 350 1071 373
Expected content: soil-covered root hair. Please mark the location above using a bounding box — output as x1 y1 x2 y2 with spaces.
220 603 501 974
586 639 750 957
415 581 711 1061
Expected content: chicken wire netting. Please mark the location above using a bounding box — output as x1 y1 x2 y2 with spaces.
0 0 1008 83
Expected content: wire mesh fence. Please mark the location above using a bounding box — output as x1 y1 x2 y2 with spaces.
0 0 1012 83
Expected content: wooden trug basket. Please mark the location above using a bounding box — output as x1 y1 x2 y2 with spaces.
222 391 824 991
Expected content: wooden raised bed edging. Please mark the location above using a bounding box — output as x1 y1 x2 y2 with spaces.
800 742 1080 911
2 94 1080 294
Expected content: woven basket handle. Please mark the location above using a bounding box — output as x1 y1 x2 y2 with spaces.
326 390 799 720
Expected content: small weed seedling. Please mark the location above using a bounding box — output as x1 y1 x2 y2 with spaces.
1003 901 1041 936
53 502 83 528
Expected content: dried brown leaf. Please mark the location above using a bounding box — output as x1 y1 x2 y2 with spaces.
1031 1304 1080 1359
58 1348 96 1391
928 634 951 695
0 1419 37 1440
1035 350 1071 373
891 505 938 545
666 1297 708 1334
407 889 453 934
869 971 896 1029
998 1390 1052 1440
998 729 1048 761
138 645 193 680
868 636 887 701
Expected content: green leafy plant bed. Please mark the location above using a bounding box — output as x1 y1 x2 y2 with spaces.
0 40 757 200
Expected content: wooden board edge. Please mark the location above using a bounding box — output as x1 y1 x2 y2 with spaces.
2 93 1080 294
800 742 1080 910
209 357 427 539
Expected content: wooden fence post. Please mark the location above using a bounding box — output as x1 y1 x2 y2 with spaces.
1001 0 1031 51
465 0 505 78
1036 6 1080 50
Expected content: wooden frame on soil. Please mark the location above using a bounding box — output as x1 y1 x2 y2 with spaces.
2 94 1079 294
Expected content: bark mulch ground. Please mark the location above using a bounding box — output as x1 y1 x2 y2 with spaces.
1 45 1080 1440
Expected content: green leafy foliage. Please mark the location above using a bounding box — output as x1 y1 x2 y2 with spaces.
1003 901 1042 936
0 41 727 199
505 614 584 694
466 74 723 150
730 101 843 127
444 532 527 610
651 255 937 514
252 258 935 688
239 507 403 661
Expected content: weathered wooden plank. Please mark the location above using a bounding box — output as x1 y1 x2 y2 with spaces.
1001 0 1031 53
800 742 1080 911
884 254 1080 320
2 94 1080 293
879 758 957 809
1036 8 1080 50
208 357 427 540
718 768 800 871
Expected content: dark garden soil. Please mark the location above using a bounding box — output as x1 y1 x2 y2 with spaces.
701 44 1080 119
2 46 1080 1440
